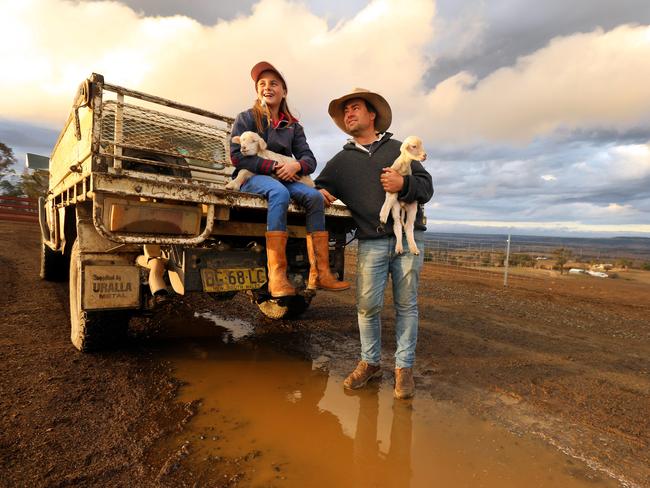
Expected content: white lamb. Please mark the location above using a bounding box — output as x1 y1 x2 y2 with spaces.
225 131 314 190
379 135 427 255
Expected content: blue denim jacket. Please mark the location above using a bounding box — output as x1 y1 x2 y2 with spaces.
229 109 317 178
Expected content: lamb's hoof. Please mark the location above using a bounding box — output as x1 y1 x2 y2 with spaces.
410 248 420 255
225 183 240 191
395 245 404 254
379 214 388 224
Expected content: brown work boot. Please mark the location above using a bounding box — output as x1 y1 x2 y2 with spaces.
394 367 415 399
306 231 350 291
265 231 296 297
343 361 382 390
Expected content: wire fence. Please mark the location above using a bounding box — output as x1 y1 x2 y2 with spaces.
345 233 650 289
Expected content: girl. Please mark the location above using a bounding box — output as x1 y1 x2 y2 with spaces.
230 61 349 297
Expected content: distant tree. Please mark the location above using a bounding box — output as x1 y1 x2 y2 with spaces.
19 168 48 198
553 247 573 275
642 262 650 271
511 253 534 267
0 142 20 195
0 142 49 197
616 258 633 270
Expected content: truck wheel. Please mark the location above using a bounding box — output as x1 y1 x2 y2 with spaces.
69 240 129 352
257 295 309 320
40 238 69 281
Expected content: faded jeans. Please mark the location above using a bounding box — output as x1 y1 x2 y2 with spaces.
241 175 325 232
356 232 424 369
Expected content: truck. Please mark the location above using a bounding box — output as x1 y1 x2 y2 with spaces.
35 73 353 352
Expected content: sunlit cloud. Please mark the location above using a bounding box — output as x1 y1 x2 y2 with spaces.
410 24 650 143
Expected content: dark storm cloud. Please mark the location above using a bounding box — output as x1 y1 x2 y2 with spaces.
428 0 650 87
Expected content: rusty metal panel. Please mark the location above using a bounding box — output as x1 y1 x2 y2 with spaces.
82 265 140 310
107 198 202 235
91 173 352 218
211 221 306 238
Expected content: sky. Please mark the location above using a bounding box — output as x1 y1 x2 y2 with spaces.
2 0 650 237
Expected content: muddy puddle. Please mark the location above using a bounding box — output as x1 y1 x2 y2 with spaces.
153 312 618 488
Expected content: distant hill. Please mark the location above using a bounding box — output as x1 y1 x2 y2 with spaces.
422 232 650 261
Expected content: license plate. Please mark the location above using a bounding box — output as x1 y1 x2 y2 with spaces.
200 267 267 292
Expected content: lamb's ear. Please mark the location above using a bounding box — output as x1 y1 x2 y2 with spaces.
231 136 241 144
257 137 267 151
400 140 409 153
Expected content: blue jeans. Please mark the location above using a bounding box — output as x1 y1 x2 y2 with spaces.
356 232 424 369
241 175 325 232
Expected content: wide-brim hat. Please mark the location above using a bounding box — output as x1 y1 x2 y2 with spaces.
251 61 287 91
328 88 392 135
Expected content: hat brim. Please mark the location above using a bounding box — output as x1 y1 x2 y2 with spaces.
251 61 287 90
328 90 392 135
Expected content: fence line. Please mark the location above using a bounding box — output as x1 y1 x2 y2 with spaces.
345 233 649 289
0 196 39 223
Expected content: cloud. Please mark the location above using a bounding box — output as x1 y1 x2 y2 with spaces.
3 1 650 148
427 0 650 87
0 0 435 135
412 25 650 143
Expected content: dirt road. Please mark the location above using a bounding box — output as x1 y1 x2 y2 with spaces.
1 221 648 487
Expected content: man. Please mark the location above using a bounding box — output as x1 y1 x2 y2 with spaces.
315 88 433 399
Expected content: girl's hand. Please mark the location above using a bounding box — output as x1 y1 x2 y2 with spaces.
275 160 302 181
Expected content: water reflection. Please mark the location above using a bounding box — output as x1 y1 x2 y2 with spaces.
347 384 413 487
157 314 616 488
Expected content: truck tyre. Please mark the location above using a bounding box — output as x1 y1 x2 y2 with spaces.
40 238 69 281
69 239 129 352
257 295 309 320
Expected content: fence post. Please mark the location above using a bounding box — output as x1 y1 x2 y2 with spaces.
503 234 511 287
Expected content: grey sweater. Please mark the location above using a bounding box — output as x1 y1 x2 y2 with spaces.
315 133 434 240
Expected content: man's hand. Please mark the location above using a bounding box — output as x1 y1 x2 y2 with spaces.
275 160 301 181
380 167 404 193
319 188 337 207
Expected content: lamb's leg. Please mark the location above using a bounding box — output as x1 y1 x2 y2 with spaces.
380 192 397 224
404 201 419 255
225 169 252 190
391 203 404 254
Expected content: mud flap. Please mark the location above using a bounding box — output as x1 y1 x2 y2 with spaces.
82 265 140 310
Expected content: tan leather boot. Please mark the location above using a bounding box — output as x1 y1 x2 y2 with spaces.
306 231 351 291
343 361 382 390
265 231 296 297
394 367 415 399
